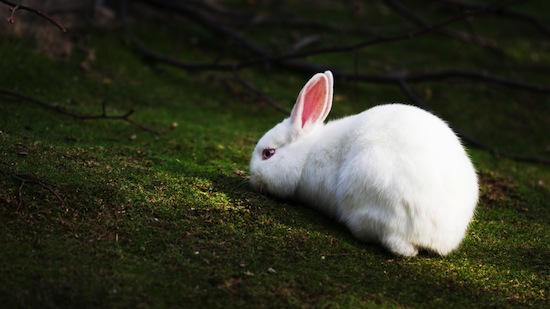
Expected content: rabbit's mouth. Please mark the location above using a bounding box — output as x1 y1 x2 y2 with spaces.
249 174 267 193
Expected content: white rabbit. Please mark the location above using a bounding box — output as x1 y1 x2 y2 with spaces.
249 71 478 257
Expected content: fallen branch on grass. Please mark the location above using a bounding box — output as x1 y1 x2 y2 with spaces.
0 89 175 136
0 168 67 212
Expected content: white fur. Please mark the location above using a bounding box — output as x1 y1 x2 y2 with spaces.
249 71 478 257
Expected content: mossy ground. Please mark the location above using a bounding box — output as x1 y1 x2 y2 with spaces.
0 2 548 308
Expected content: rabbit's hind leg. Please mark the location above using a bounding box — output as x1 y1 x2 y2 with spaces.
382 235 418 257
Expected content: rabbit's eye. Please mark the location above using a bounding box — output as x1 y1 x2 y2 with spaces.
262 148 276 160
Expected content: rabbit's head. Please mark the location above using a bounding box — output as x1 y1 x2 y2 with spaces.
249 71 334 198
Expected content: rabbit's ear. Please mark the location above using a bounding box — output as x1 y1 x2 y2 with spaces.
290 71 333 132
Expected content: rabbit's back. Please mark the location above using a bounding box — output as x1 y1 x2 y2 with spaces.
335 104 478 256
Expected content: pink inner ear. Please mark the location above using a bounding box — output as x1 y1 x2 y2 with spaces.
301 77 326 128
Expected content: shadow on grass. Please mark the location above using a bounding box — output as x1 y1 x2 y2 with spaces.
209 172 549 307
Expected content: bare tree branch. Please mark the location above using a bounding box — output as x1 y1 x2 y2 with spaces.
140 0 268 56
129 0 550 94
230 0 515 64
125 0 549 164
0 0 67 32
382 0 502 53
440 0 550 36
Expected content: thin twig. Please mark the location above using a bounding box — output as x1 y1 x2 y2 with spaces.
0 89 174 135
232 69 290 114
0 168 68 212
328 69 550 94
0 0 67 32
382 0 502 53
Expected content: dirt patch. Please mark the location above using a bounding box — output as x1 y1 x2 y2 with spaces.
477 170 534 218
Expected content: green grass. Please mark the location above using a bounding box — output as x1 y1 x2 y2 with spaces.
0 1 549 308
